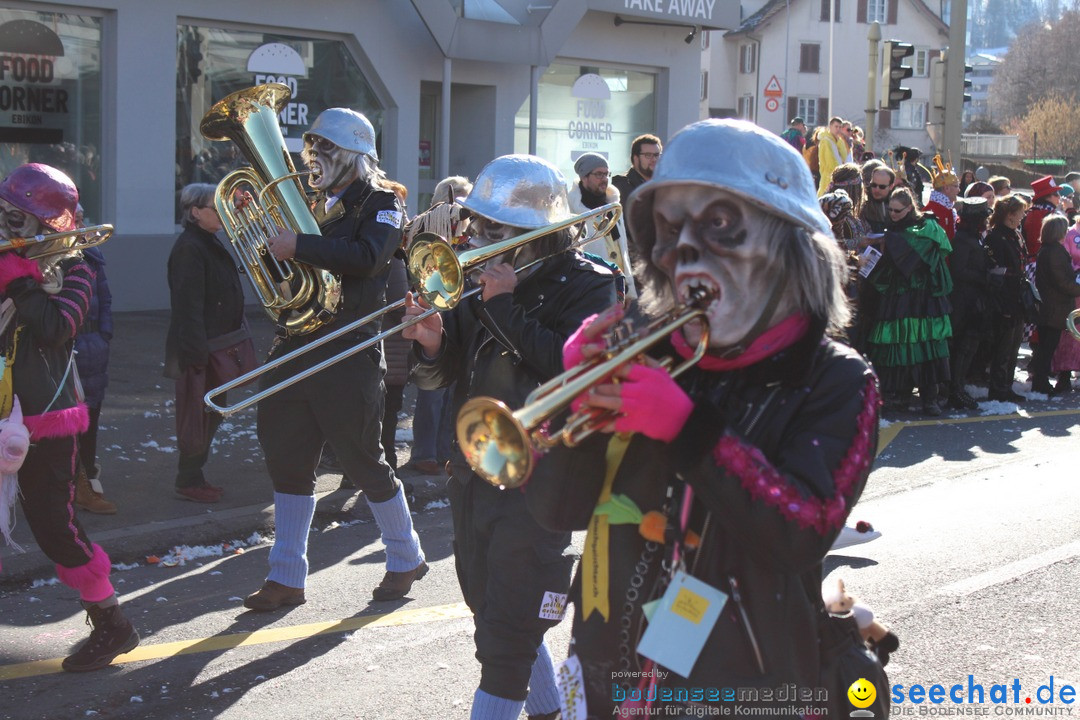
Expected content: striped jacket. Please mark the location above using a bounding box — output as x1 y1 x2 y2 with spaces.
0 252 92 440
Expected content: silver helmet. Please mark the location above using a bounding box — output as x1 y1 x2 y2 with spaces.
628 119 833 245
461 154 571 230
304 108 377 160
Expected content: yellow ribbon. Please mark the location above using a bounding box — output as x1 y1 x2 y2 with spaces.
582 433 632 622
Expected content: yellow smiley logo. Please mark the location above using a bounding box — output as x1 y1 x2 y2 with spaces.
848 678 877 708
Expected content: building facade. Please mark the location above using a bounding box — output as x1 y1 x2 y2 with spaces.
707 0 949 157
0 0 736 310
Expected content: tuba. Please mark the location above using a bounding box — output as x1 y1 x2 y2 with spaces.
200 83 341 336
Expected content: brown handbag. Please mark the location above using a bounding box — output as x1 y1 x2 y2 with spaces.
206 325 258 387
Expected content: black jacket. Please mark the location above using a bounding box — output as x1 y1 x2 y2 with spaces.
529 325 879 714
165 222 245 378
949 225 992 335
1035 241 1080 329
984 223 1026 317
411 252 618 483
271 179 402 364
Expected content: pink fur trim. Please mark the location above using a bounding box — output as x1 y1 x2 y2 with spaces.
55 543 114 603
24 404 89 441
711 376 880 535
0 253 44 293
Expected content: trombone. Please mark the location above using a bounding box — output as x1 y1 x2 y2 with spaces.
0 224 113 257
204 202 623 417
1067 309 1080 342
456 293 710 489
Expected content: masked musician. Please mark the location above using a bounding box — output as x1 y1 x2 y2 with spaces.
246 108 426 610
0 163 140 671
529 120 882 718
403 155 619 720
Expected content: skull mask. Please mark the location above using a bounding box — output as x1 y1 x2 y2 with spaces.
650 186 795 351
0 198 42 242
301 135 359 194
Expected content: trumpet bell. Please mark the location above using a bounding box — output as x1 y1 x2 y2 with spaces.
456 396 534 489
407 232 464 311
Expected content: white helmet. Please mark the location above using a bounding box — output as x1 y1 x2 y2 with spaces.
304 108 377 160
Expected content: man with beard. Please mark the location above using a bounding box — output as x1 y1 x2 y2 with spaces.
528 119 881 718
568 152 634 295
612 134 662 262
861 163 897 232
245 108 426 610
403 155 619 720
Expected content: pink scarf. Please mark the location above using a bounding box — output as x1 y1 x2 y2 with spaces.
670 314 811 371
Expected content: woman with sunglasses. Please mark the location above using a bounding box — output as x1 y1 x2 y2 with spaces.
865 186 954 415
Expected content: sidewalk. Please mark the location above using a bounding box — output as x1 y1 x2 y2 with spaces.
0 308 446 584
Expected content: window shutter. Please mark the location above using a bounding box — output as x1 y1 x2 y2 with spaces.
821 0 831 21
887 0 897 24
857 0 867 23
788 97 798 121
879 109 891 129
820 97 829 121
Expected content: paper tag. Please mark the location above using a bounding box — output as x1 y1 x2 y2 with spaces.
539 591 568 621
636 571 727 678
376 209 403 227
556 654 589 720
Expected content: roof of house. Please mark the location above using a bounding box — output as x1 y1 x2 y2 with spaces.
726 0 948 37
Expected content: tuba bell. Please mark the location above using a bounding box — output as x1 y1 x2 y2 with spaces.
200 83 341 336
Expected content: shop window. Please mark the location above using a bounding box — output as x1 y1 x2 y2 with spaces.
0 10 103 222
176 25 382 222
512 63 656 185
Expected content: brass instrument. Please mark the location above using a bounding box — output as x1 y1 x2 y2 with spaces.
456 296 710 489
0 224 112 257
204 202 624 417
200 83 341 336
1067 309 1080 342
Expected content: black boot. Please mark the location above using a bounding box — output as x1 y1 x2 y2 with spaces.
62 601 140 672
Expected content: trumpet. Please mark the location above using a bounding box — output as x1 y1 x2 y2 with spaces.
1067 309 1080 341
456 295 710 489
204 202 624 417
0 224 113 257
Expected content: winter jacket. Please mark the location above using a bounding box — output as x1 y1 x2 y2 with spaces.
568 181 633 295
1035 241 1080 329
528 323 879 714
165 222 245 378
74 247 113 408
0 253 94 440
1023 202 1056 258
984 223 1027 317
411 251 619 484
382 254 412 387
948 225 992 335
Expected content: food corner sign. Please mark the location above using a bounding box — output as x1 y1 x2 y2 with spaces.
587 0 740 30
0 20 71 144
248 42 309 153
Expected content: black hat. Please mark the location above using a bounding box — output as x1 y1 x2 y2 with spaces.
956 196 991 218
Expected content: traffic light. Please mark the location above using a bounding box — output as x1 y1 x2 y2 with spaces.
962 63 973 104
881 40 914 111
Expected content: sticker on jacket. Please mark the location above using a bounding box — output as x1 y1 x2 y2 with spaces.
539 591 568 620
376 210 403 227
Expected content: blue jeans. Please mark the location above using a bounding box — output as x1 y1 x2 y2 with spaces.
413 385 455 462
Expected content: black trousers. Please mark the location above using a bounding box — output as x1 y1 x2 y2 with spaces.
381 383 405 471
988 315 1025 395
1030 326 1064 382
449 475 574 700
78 406 101 472
19 435 96 568
257 343 398 501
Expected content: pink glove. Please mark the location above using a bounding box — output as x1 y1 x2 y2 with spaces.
563 314 600 370
0 252 42 294
613 364 693 442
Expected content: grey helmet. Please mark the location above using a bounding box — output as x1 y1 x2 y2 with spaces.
628 119 833 247
462 154 571 230
304 108 377 160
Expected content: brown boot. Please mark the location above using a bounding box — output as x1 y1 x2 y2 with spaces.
75 465 117 515
372 561 429 601
243 580 306 611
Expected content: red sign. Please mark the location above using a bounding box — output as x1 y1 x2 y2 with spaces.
763 75 783 98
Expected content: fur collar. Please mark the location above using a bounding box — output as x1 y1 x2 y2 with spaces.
568 181 620 214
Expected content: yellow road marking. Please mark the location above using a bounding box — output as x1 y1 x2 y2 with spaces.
0 601 472 681
876 407 1080 455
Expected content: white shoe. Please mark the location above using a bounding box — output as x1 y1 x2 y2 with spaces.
830 522 882 551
